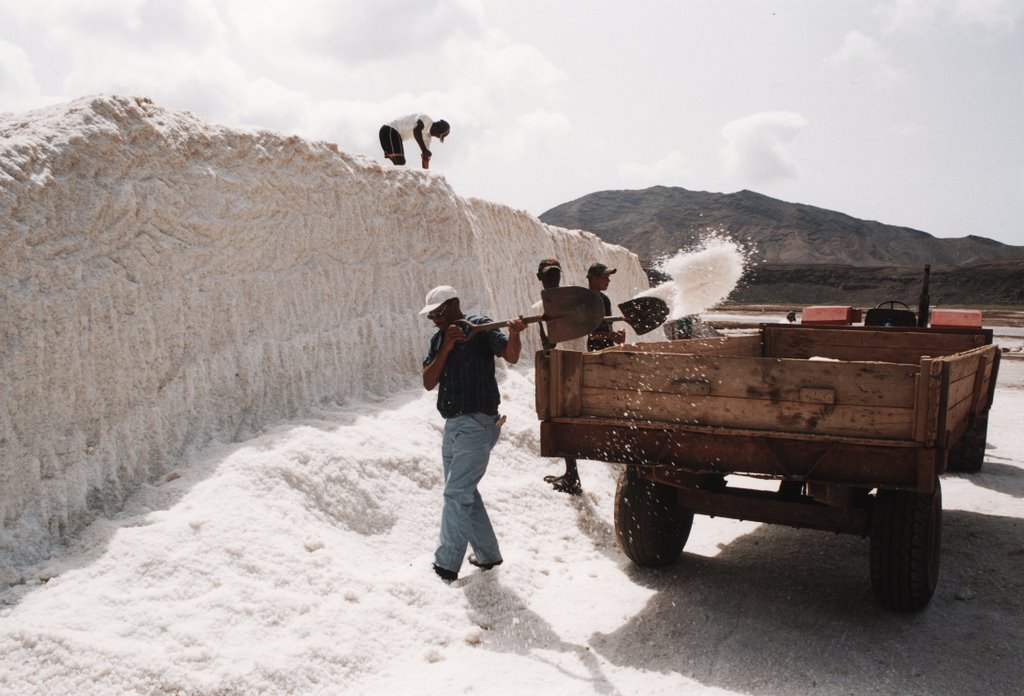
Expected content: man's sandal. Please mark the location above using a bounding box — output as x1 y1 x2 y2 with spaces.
543 473 582 496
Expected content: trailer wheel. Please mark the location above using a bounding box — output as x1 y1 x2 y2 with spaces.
947 413 988 473
614 467 693 567
869 479 941 612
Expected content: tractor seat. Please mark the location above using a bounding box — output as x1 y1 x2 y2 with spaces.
864 307 917 327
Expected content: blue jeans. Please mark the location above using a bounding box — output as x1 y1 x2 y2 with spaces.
434 413 503 573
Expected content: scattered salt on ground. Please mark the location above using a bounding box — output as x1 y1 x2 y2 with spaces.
1 362 1022 695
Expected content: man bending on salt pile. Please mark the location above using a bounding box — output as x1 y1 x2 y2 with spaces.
420 285 526 583
379 114 450 169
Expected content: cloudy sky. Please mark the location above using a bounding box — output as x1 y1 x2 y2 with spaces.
2 0 1022 246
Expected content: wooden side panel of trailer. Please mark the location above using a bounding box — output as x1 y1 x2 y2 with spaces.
542 348 921 440
535 327 996 493
606 336 763 357
539 420 939 492
931 344 999 447
763 326 988 364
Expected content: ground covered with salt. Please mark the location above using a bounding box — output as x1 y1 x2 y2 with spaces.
1 358 1022 696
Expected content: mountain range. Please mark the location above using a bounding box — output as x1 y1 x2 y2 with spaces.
539 187 1024 305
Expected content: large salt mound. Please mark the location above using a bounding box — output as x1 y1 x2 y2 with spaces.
0 95 650 573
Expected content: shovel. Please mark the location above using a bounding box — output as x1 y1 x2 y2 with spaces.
460 287 605 344
460 287 669 343
611 297 670 335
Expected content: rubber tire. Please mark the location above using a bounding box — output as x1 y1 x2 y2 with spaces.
869 480 942 612
614 467 694 567
947 414 988 473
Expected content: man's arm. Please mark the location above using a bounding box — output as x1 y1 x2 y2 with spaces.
423 325 463 390
501 318 526 364
413 119 431 158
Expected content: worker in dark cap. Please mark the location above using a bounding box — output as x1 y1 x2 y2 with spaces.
586 263 625 351
535 259 562 350
535 258 585 495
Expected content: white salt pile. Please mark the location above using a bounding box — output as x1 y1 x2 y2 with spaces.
0 95 651 573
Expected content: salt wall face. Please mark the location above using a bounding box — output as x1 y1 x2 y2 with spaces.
0 95 649 570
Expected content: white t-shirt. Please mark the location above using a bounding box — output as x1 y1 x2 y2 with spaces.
387 114 434 147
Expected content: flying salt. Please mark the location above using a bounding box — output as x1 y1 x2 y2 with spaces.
639 236 747 319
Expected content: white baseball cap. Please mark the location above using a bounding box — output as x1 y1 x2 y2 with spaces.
418 285 458 315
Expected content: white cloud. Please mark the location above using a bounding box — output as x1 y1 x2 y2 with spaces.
889 122 928 138
618 151 692 189
874 0 940 32
951 0 1022 29
0 40 40 103
474 109 570 161
874 0 1022 32
720 111 808 183
824 31 905 86
224 0 483 63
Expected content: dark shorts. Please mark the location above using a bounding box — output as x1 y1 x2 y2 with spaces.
379 125 403 157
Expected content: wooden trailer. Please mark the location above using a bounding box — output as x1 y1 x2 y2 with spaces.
535 324 1000 611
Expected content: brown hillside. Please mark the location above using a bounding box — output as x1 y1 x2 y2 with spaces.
540 186 1024 268
540 187 1024 305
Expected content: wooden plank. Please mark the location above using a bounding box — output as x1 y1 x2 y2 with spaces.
581 352 917 408
983 351 1001 411
941 344 994 380
548 349 564 418
916 360 944 446
535 349 550 420
800 388 835 405
971 352 994 415
624 335 763 357
946 373 976 413
541 421 928 490
561 350 583 417
675 379 711 395
765 326 987 363
578 387 915 439
549 416 923 448
939 346 998 446
913 364 929 443
933 360 951 447
945 394 973 436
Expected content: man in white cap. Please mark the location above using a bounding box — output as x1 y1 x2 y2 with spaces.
419 285 526 583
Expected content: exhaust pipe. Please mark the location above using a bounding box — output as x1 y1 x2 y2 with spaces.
917 264 931 328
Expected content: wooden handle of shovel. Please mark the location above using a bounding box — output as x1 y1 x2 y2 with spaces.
461 314 545 335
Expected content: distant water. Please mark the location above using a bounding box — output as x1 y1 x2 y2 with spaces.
705 311 1024 339
992 327 1024 337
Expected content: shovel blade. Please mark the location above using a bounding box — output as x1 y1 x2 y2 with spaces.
541 286 605 344
618 297 669 335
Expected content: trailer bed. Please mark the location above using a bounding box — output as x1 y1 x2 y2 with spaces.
534 324 1000 611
